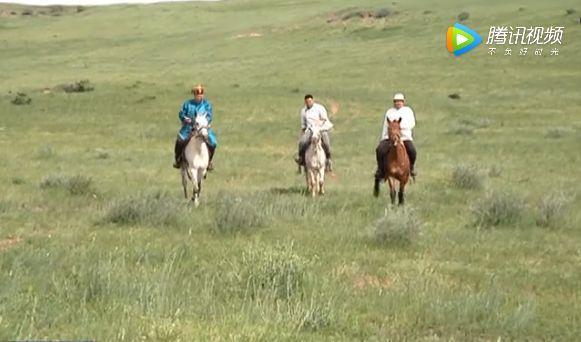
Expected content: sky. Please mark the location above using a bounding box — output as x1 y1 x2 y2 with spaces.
0 0 218 5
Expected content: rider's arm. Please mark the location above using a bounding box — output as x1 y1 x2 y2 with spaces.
206 101 214 124
179 101 190 123
400 108 416 130
300 108 307 132
319 104 329 123
380 111 389 140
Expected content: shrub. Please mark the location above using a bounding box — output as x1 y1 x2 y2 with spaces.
236 242 309 300
11 177 25 185
488 166 502 178
37 144 54 159
536 193 571 228
451 165 483 190
295 300 333 331
544 127 571 139
449 124 474 135
472 191 524 228
566 8 576 15
457 11 470 22
40 174 94 195
374 8 392 19
213 195 264 233
59 80 94 93
11 92 31 105
102 192 185 227
374 208 421 246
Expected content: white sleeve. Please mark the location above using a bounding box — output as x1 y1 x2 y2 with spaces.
400 108 416 130
380 112 389 140
319 104 329 121
300 108 306 129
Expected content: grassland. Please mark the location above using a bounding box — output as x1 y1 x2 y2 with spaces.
1 0 580 340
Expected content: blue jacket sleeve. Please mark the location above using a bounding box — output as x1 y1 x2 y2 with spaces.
206 101 213 124
178 101 188 123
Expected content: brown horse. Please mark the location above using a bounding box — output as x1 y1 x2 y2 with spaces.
382 118 411 205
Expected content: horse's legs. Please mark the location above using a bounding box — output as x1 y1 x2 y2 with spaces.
181 168 188 199
196 169 204 206
387 178 396 205
319 168 325 195
398 181 406 206
309 170 316 197
191 168 199 205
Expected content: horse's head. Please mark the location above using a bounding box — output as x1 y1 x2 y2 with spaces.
387 117 402 146
193 115 209 138
308 125 322 145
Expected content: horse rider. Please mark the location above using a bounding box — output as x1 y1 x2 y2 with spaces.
295 94 334 172
173 84 217 170
374 92 417 189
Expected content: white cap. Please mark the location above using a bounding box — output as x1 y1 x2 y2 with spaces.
393 93 405 101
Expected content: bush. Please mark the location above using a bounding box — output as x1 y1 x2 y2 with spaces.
236 242 309 300
488 166 502 178
373 8 392 19
457 11 470 22
451 165 483 190
545 127 572 139
11 92 31 105
213 195 264 233
472 191 524 228
295 300 333 332
102 192 185 227
374 208 421 246
448 124 474 135
40 174 94 195
566 8 576 15
37 145 54 159
536 193 571 228
59 80 94 93
11 177 25 185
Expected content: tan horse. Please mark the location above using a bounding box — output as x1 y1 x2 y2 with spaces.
383 118 411 205
181 115 210 207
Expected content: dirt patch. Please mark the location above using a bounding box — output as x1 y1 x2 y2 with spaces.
233 32 262 39
354 274 393 290
0 236 22 252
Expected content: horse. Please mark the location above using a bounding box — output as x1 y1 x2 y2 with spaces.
381 118 411 206
304 125 326 197
181 115 210 206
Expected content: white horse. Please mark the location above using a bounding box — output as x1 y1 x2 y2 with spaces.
181 115 210 206
304 125 326 197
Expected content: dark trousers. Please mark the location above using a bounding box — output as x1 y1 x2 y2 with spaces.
375 140 416 179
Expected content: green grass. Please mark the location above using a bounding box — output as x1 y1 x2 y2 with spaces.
0 0 580 340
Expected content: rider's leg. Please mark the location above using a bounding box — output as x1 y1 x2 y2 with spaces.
321 131 333 172
296 130 311 165
207 129 218 171
403 140 417 176
173 136 188 168
375 139 391 180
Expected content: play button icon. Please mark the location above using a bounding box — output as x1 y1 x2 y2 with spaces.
446 23 482 56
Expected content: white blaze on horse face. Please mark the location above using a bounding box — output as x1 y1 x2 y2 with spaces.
194 115 209 130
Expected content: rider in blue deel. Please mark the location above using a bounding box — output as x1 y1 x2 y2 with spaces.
173 84 217 170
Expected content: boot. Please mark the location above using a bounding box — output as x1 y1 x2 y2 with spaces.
173 139 186 168
207 145 215 171
373 178 381 197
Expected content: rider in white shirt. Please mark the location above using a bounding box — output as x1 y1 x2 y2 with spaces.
374 93 417 193
295 94 334 172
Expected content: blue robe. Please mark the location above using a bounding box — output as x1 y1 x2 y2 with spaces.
178 98 217 147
